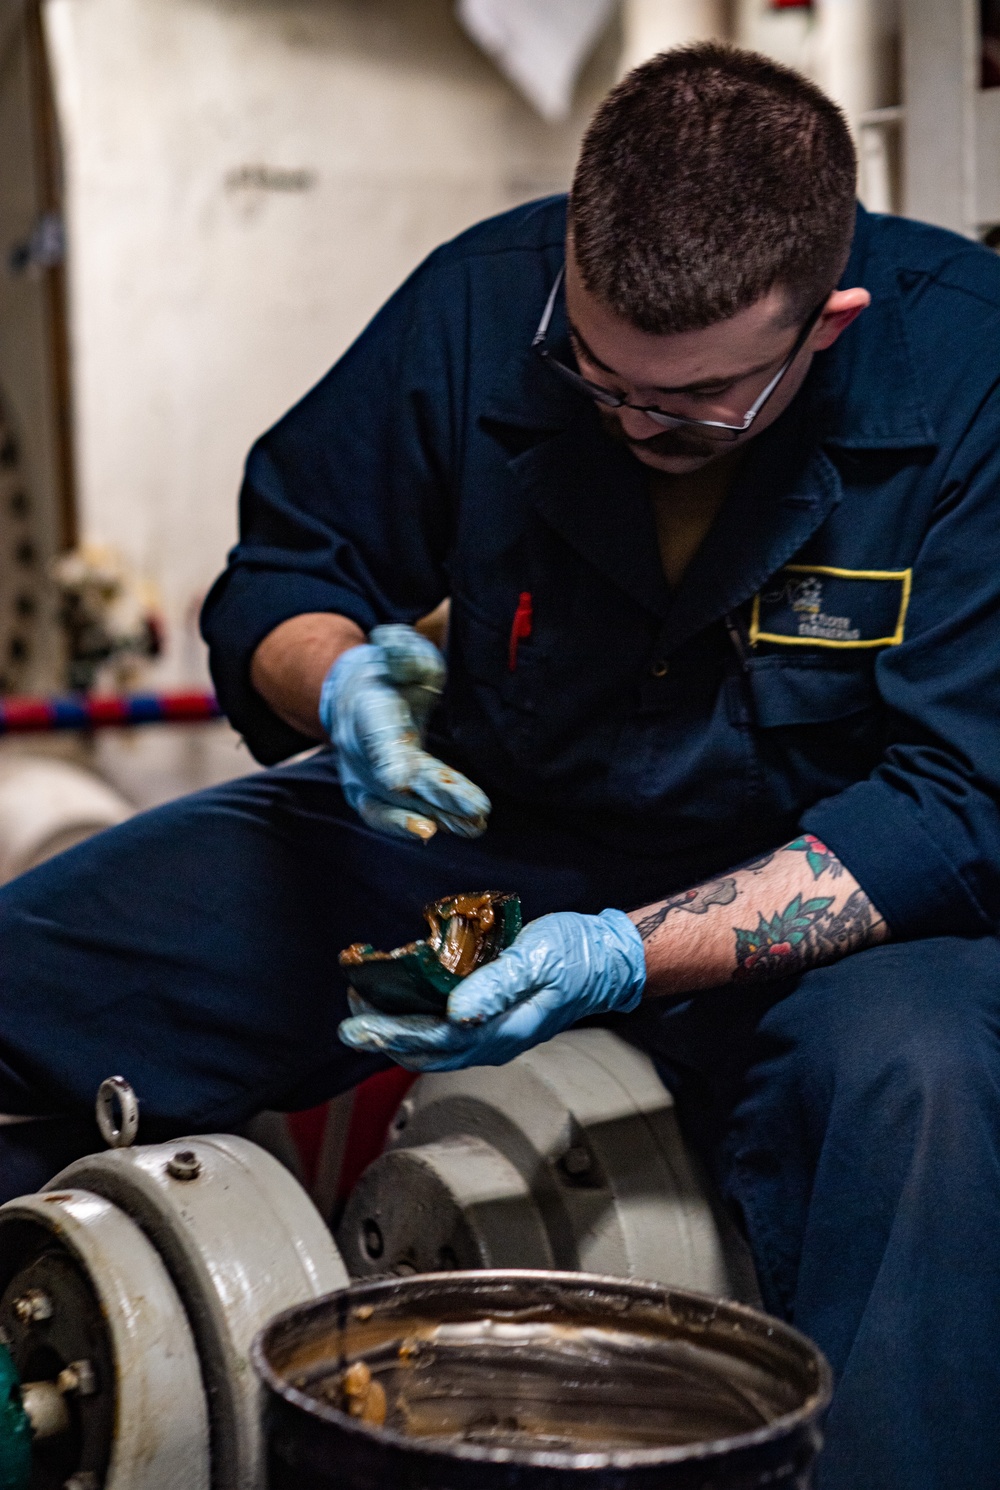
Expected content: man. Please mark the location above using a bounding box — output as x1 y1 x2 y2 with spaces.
1 43 998 1488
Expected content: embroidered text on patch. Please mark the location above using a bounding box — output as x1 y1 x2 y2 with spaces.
783 576 861 642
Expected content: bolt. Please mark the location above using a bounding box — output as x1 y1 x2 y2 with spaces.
166 1149 201 1181
64 1475 98 1490
391 1099 413 1136
21 1380 71 1440
361 1219 384 1260
561 1145 592 1177
13 1288 53 1324
58 1360 96 1397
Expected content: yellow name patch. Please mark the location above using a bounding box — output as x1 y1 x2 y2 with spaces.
750 564 912 650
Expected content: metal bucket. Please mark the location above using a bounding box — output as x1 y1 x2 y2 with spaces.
253 1270 831 1490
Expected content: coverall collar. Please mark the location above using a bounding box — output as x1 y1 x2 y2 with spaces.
479 204 937 629
809 203 937 453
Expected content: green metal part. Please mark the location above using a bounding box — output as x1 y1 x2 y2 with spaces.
341 891 522 1015
0 1342 31 1490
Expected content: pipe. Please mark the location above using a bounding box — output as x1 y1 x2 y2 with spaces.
0 755 132 882
0 689 221 735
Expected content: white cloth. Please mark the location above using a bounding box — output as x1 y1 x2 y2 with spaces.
457 0 616 121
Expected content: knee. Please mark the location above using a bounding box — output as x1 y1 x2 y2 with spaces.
762 937 1000 1122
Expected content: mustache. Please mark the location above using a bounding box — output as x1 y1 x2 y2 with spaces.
597 408 721 460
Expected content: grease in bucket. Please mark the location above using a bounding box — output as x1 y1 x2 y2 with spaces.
334 1361 386 1427
255 1271 832 1490
319 1315 785 1451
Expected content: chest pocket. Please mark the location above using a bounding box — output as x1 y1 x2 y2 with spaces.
750 564 911 650
452 595 542 701
747 657 879 727
446 594 548 770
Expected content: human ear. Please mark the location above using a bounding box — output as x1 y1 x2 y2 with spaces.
810 287 871 351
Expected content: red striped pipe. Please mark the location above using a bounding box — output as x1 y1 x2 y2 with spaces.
0 690 222 734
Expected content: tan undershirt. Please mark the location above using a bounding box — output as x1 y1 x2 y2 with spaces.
648 447 745 589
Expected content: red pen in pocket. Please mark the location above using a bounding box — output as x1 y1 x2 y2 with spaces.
508 590 533 671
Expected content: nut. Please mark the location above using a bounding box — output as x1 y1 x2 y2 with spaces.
166 1149 201 1181
21 1380 71 1440
361 1219 384 1259
13 1288 53 1323
561 1144 592 1177
58 1359 96 1397
64 1475 99 1490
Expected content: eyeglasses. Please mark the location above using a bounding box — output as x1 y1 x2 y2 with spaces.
532 266 825 442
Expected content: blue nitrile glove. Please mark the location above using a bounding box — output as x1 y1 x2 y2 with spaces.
319 624 491 841
338 909 646 1071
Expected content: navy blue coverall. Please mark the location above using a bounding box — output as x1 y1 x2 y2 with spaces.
2 199 1000 1488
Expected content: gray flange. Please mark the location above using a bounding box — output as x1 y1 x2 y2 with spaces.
340 1028 739 1297
51 1134 349 1490
0 1187 210 1490
339 1132 555 1275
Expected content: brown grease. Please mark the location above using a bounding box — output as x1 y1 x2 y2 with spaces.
339 941 421 968
287 1311 803 1454
339 892 511 982
426 893 498 977
336 1361 387 1427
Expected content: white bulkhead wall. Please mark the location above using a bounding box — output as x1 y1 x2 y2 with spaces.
732 0 901 212
621 2 901 212
41 0 619 796
619 0 729 71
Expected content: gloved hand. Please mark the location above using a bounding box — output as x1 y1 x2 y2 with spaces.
320 624 491 841
338 909 646 1071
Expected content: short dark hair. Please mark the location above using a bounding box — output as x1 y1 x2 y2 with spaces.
570 44 857 334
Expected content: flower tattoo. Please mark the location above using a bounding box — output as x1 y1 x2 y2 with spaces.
733 893 834 980
786 834 844 881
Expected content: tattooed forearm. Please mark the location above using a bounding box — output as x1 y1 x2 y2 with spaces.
636 877 737 942
733 888 884 982
629 832 889 998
